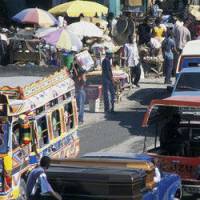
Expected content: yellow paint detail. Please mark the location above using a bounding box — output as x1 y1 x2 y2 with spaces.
127 0 142 6
4 155 12 172
11 186 20 199
0 196 10 200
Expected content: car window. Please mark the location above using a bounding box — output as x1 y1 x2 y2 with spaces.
181 57 200 69
12 123 21 149
37 116 49 148
52 110 61 138
175 73 200 91
64 103 74 131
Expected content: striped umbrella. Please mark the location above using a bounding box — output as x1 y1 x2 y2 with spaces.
42 28 83 51
12 8 58 27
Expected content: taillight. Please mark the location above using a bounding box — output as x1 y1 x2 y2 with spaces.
4 174 12 191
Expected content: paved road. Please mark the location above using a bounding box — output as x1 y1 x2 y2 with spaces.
79 77 198 200
79 78 168 155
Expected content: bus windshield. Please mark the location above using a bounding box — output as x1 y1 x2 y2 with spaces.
0 122 9 153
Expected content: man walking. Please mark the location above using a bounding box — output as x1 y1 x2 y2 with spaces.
75 72 86 124
124 35 141 87
102 51 115 113
26 156 62 200
162 30 177 84
174 17 191 54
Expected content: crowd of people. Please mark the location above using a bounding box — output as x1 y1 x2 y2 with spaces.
72 11 197 124
136 14 192 84
0 1 199 127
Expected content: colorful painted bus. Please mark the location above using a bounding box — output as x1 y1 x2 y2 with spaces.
0 68 79 199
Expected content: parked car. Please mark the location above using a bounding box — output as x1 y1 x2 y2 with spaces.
176 40 200 73
143 96 200 195
171 67 200 96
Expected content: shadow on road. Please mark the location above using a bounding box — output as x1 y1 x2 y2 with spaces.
128 88 169 106
104 87 169 136
105 108 154 137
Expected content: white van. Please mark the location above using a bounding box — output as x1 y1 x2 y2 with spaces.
176 40 200 73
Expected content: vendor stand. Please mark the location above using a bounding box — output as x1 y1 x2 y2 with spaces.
9 38 42 65
86 69 129 106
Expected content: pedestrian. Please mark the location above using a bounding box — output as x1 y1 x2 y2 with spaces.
26 156 62 200
162 30 177 84
74 69 86 125
102 50 115 113
152 18 166 39
151 0 163 18
138 17 151 45
124 35 141 87
174 17 191 54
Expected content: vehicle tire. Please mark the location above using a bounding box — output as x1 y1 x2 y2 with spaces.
174 188 182 200
17 178 27 200
193 193 200 199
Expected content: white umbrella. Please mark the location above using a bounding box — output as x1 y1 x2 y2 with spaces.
35 27 57 38
35 27 83 51
67 21 103 38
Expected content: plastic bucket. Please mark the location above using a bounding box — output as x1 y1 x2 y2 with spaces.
89 98 100 112
63 53 74 71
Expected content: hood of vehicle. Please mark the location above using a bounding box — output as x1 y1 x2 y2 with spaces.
172 91 200 96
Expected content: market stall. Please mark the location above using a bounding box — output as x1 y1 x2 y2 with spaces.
86 69 129 109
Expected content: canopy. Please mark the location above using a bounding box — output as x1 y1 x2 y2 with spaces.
49 0 108 17
67 21 103 38
12 8 58 27
189 5 200 21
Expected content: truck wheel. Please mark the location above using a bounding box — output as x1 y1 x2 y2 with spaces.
17 179 27 200
174 188 182 200
193 193 200 199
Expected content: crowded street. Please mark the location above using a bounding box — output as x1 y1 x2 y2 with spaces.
0 0 200 199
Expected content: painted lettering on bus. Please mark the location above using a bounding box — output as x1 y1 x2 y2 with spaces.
160 160 194 175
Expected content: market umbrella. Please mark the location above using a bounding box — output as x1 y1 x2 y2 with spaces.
67 21 103 38
42 28 83 51
35 27 57 38
12 8 58 27
91 38 120 53
49 0 108 17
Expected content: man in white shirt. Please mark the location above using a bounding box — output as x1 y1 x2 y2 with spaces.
124 35 141 87
174 17 191 53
